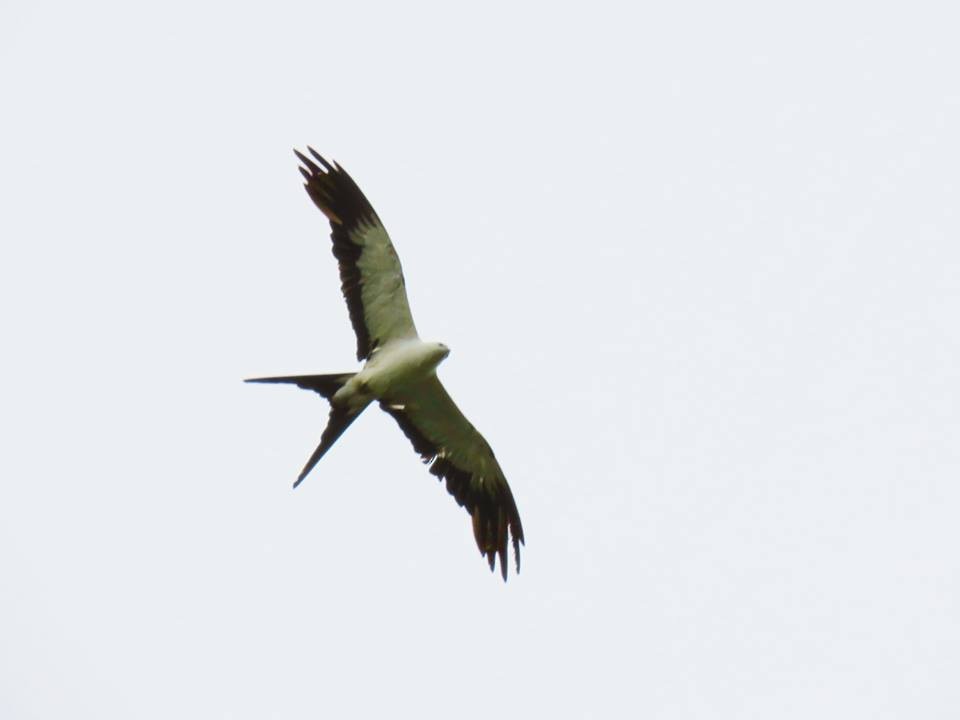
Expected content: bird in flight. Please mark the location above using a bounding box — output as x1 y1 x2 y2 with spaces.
247 148 524 580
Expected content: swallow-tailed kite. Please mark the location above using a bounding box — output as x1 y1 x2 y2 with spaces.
247 149 524 580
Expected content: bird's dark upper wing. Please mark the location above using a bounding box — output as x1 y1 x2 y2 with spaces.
295 148 418 360
379 375 524 580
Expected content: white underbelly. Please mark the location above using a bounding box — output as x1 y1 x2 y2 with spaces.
353 339 441 398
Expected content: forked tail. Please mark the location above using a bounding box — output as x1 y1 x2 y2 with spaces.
245 373 366 486
244 373 356 400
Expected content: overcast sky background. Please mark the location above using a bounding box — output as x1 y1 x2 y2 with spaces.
2 1 959 718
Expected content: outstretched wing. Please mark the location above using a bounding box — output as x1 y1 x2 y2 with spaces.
295 148 418 360
379 375 524 580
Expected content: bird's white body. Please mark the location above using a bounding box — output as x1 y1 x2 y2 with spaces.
335 339 450 408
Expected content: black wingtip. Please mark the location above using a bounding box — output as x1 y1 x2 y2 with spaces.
294 147 337 176
294 148 321 175
307 146 335 171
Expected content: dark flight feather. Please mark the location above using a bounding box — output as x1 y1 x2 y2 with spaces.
379 401 524 580
294 148 381 361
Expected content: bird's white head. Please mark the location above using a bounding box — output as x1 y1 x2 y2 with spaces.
416 341 450 374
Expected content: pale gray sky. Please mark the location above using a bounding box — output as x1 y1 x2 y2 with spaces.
2 1 959 718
